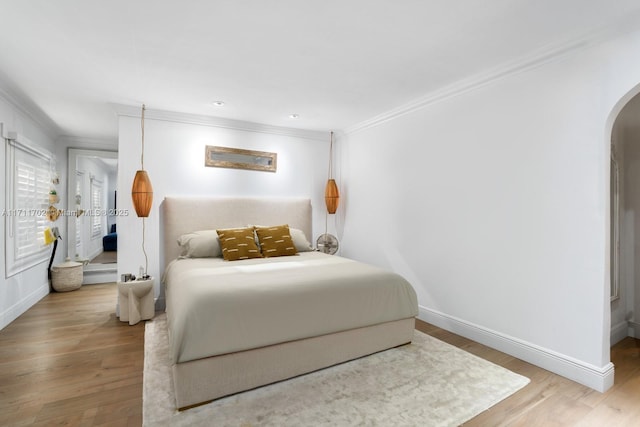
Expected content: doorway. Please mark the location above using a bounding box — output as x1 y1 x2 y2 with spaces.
610 92 640 343
67 148 118 284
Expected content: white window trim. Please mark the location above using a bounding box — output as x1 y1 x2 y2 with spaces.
5 132 53 277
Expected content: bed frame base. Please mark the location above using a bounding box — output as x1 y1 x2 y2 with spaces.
173 317 415 410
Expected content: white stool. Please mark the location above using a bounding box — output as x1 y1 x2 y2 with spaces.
118 278 154 325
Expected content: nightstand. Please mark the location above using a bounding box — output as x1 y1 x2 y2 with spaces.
118 277 154 325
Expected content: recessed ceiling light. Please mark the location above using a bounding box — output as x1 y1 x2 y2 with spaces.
289 114 299 119
212 101 225 107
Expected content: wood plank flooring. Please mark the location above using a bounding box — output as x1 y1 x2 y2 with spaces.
415 323 640 426
0 283 638 426
0 283 143 426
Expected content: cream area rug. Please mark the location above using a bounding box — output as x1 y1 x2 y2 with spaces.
143 314 529 426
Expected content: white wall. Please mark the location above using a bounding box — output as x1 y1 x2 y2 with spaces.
340 28 640 391
0 86 62 330
116 109 330 307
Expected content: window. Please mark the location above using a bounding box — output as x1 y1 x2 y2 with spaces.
90 176 103 238
75 171 84 252
5 134 53 277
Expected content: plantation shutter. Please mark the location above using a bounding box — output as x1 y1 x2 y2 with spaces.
5 134 53 276
90 177 103 238
15 157 49 256
75 172 83 250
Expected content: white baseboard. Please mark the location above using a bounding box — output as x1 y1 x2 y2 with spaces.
418 305 614 393
87 248 103 262
0 282 49 330
630 321 640 338
610 320 631 346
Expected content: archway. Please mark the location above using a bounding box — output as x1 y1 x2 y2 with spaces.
608 86 640 345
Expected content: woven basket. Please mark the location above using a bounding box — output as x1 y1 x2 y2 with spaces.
51 258 83 292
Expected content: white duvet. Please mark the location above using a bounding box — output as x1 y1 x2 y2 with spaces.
163 252 418 364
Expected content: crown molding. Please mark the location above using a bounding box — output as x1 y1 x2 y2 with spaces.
111 104 327 142
344 17 640 135
0 80 61 138
57 135 118 150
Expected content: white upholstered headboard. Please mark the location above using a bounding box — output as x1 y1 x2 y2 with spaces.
160 196 312 271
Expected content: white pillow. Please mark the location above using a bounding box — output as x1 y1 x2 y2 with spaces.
177 230 222 258
289 227 313 252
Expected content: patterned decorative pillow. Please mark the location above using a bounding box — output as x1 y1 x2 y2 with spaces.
255 225 298 258
216 227 263 261
249 224 313 252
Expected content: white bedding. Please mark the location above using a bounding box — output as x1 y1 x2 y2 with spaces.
163 252 418 364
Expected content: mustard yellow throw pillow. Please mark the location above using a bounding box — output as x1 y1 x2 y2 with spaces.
216 227 262 261
255 225 298 258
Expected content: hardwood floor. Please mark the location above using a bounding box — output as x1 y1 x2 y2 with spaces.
0 283 638 426
0 283 143 426
415 322 640 426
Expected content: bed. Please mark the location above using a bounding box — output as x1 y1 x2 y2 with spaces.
160 196 418 409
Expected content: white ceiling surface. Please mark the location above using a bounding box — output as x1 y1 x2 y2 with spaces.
1 1 640 141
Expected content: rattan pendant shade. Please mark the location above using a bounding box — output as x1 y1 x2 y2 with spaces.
131 104 153 218
325 178 339 214
132 170 153 217
324 131 339 214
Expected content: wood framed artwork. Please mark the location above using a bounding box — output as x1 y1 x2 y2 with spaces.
205 145 277 172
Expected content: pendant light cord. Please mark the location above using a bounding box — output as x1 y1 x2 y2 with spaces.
327 131 333 179
141 104 146 170
141 104 148 277
325 131 334 237
142 217 149 277
325 210 328 237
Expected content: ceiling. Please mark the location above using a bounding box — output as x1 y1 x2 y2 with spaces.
1 0 640 141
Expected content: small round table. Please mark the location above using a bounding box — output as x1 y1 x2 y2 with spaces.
117 277 154 325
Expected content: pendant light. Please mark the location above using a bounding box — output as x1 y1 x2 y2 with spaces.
131 104 153 217
318 131 340 254
131 104 152 279
325 131 339 214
